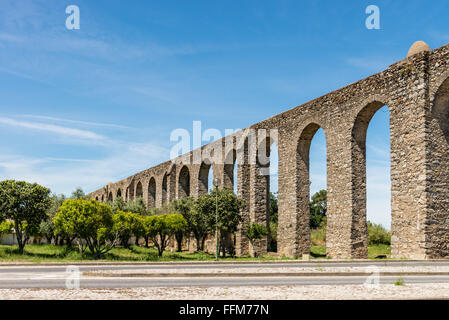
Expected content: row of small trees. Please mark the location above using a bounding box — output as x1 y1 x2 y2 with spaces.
52 199 188 258
0 179 255 258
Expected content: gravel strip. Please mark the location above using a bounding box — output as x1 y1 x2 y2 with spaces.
1 283 449 300
85 266 449 275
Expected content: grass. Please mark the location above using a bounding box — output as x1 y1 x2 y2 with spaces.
310 244 391 259
310 223 391 259
394 278 404 286
0 233 392 263
0 244 296 263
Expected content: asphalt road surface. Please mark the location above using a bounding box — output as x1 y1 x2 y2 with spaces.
1 261 449 289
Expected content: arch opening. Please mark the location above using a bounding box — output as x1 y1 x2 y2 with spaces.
136 181 143 199
199 162 212 195
117 189 122 199
148 177 156 208
268 140 279 252
178 166 191 198
295 123 327 257
161 174 168 205
353 101 391 258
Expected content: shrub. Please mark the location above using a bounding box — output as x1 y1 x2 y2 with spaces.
367 221 391 245
247 223 268 242
53 199 117 258
112 211 142 247
142 214 187 257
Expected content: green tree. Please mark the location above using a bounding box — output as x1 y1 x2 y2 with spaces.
124 197 148 215
111 196 126 212
0 180 51 254
142 214 187 257
367 221 391 245
53 199 118 258
71 187 86 200
170 197 195 251
269 192 278 224
112 211 141 247
40 193 66 244
310 189 327 229
168 213 188 252
247 223 269 257
193 189 245 257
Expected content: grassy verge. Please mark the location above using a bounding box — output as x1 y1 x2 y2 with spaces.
0 242 392 263
310 244 391 259
0 244 297 263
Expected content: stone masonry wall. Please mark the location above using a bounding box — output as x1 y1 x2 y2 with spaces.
89 42 449 260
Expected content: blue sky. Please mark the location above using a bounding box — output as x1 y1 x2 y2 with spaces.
1 0 448 228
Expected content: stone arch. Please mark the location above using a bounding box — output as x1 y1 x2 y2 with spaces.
198 161 213 196
116 189 122 198
101 195 104 202
148 177 156 208
95 196 99 201
432 75 449 145
108 192 113 202
136 181 143 199
295 122 326 256
427 75 449 256
178 165 190 198
351 100 390 258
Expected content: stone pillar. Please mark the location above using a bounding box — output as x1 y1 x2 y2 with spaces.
235 136 251 256
167 165 176 203
326 127 364 259
277 128 311 258
389 56 429 259
248 162 269 256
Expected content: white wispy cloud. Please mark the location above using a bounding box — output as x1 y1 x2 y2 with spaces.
0 32 24 43
20 115 130 130
0 117 105 141
0 140 170 196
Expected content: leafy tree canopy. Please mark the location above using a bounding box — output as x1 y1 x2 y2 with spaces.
0 180 51 253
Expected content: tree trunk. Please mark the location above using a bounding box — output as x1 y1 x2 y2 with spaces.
175 233 183 252
201 237 206 251
195 236 201 252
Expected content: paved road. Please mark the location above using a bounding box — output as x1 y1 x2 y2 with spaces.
1 261 449 289
2 275 449 289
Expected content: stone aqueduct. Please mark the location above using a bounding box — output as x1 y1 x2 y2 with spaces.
90 41 449 260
